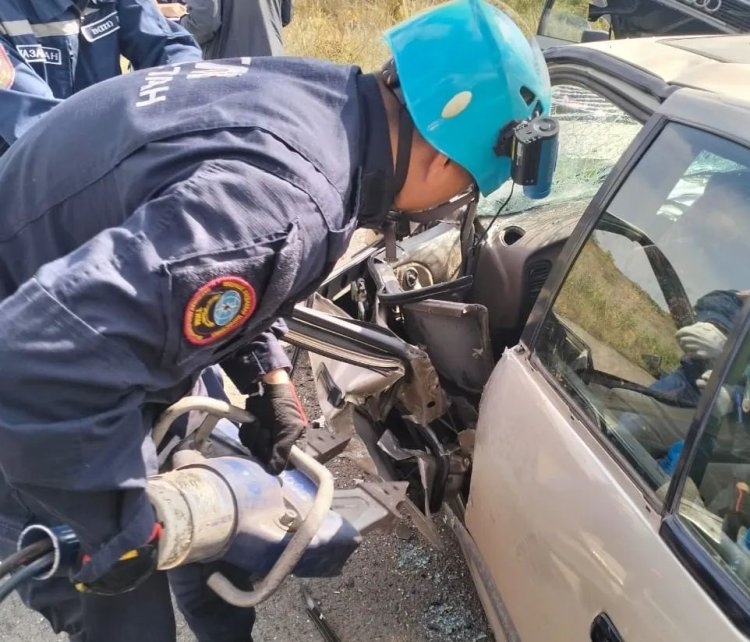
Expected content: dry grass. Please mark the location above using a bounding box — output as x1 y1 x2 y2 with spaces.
284 0 438 70
555 241 683 373
284 0 540 70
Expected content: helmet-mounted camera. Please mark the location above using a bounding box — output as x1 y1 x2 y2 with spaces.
494 116 559 200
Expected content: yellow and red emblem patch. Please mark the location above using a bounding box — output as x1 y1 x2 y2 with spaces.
0 44 15 90
183 276 256 346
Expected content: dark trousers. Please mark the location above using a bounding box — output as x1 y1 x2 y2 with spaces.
1 502 256 642
10 559 255 642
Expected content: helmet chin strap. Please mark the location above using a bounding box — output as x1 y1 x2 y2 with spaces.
381 59 413 199
381 59 414 262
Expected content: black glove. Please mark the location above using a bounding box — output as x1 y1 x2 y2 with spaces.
240 382 308 475
73 524 161 596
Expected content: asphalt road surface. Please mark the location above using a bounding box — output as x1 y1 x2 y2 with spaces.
0 354 492 642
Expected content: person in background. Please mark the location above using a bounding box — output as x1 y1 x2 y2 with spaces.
179 0 292 58
0 0 202 153
618 290 743 460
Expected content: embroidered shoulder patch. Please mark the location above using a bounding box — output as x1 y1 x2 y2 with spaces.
183 276 256 346
0 45 15 90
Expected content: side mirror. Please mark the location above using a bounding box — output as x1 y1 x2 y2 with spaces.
581 29 610 42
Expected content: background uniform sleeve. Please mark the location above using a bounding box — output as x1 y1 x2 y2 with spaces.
179 0 222 46
117 0 202 69
0 39 61 145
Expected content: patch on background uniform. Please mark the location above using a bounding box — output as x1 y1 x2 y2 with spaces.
0 44 14 89
184 276 256 345
17 44 62 66
81 11 121 42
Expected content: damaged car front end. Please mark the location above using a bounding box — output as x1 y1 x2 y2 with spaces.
284 77 639 530
285 201 583 529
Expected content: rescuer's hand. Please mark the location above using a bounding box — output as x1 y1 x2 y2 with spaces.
73 524 161 596
241 381 308 475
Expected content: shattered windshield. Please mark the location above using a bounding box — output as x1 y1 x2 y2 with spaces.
479 84 641 218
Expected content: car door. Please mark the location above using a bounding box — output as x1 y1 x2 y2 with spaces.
466 99 750 640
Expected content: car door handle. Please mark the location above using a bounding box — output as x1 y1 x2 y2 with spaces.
591 612 624 642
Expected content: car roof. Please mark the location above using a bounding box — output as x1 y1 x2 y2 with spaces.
578 35 750 103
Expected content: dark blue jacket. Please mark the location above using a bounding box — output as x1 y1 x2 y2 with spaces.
0 56 392 582
0 0 201 146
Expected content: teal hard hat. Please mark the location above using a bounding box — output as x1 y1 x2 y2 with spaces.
384 0 551 196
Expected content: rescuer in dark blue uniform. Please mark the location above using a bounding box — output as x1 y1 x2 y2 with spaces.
0 0 201 150
0 1 551 639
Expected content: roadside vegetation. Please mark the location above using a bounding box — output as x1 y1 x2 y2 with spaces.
555 240 683 375
284 0 546 69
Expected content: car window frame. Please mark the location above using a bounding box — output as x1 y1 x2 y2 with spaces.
660 298 750 636
523 95 750 631
548 66 655 123
522 110 666 351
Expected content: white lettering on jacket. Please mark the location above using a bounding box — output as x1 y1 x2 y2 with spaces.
135 66 181 108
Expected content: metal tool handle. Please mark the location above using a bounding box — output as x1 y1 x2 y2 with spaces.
152 396 255 449
152 397 335 607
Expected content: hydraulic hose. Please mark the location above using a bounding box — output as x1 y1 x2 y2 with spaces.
0 540 52 581
0 552 55 604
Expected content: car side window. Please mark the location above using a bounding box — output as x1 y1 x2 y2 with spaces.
537 0 610 43
479 83 641 219
676 325 750 596
535 123 750 500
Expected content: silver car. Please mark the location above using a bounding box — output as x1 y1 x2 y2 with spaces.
288 35 750 641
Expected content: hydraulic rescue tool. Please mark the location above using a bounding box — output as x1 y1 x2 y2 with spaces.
0 397 406 607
